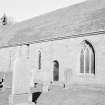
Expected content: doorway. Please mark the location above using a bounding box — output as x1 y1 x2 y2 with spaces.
53 60 59 81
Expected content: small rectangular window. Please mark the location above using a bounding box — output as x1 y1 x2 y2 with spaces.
38 51 41 70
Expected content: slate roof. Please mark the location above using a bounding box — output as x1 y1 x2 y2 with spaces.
0 0 105 48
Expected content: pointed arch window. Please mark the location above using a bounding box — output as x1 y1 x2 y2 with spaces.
80 40 95 74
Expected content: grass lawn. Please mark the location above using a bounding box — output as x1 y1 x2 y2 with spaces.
37 85 105 105
0 88 11 105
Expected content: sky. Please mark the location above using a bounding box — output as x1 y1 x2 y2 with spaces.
0 0 86 22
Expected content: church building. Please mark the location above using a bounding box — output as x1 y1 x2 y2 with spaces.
0 0 105 104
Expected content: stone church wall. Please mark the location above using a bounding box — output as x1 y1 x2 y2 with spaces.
29 33 105 87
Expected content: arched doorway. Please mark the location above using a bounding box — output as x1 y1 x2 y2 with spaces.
53 60 59 81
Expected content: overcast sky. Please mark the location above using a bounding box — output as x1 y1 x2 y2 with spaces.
0 0 86 22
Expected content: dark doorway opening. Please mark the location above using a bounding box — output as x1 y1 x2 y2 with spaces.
53 60 59 81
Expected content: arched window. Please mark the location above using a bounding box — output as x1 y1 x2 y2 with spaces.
53 60 59 81
80 40 95 74
38 51 41 70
